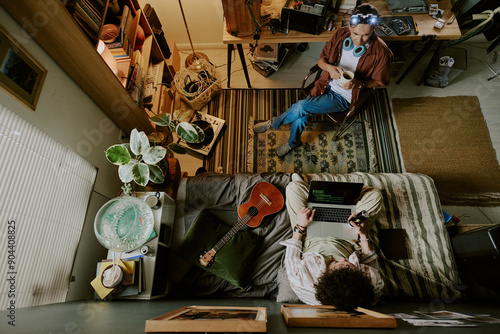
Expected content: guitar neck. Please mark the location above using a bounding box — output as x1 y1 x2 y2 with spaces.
212 215 251 252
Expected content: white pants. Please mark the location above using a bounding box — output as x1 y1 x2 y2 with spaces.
285 179 383 258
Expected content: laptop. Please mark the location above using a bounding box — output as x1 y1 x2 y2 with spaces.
306 180 364 239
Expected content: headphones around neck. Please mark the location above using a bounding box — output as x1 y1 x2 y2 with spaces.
343 37 367 57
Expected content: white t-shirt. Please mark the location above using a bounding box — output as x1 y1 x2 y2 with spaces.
329 43 367 103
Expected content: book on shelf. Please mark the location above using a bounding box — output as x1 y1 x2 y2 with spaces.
143 63 162 106
66 0 106 43
143 5 171 59
107 4 139 59
72 10 99 43
106 4 130 48
71 0 103 31
128 49 145 105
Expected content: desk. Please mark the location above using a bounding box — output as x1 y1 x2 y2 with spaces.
222 0 461 87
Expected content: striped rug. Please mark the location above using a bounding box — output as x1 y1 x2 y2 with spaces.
204 89 402 174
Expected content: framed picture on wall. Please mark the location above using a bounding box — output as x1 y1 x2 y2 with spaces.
0 24 47 111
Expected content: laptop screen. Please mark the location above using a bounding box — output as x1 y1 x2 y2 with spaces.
307 181 364 205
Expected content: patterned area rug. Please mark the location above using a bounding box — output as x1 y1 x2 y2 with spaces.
204 89 400 174
249 120 376 174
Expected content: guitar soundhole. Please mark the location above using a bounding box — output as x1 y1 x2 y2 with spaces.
248 206 259 217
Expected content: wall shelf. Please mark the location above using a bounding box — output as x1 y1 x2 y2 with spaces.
2 0 177 134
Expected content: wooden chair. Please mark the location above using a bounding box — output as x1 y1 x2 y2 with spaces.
300 64 375 140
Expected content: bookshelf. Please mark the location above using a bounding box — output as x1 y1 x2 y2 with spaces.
2 0 180 134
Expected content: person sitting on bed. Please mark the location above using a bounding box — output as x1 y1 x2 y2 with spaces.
280 174 384 310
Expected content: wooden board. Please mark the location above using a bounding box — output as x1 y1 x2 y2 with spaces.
281 304 397 328
222 0 261 36
145 305 267 332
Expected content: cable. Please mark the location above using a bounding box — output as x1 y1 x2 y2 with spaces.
471 57 500 80
473 57 500 75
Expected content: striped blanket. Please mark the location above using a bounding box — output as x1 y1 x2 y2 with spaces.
174 172 462 302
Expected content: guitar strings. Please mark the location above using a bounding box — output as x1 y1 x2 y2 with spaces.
213 198 269 251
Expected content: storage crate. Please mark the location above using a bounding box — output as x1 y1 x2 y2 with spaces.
281 0 332 35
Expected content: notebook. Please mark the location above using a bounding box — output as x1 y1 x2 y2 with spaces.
306 180 364 239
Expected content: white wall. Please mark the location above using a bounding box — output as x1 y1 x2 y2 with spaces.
0 7 125 301
137 0 228 49
137 0 358 49
0 8 123 199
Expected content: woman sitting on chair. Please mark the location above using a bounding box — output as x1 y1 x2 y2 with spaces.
253 3 393 157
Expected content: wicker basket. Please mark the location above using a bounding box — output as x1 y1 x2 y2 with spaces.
173 58 221 110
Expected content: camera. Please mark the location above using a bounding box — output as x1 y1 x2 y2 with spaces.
349 210 369 225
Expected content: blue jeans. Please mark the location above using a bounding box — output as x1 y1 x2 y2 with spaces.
271 86 350 147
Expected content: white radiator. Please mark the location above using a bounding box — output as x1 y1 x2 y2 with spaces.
0 105 97 310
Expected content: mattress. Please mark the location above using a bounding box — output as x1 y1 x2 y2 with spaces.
167 172 462 301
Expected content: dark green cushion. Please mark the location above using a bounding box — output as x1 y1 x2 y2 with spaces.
177 209 261 289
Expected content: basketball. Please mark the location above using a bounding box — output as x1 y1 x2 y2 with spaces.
134 25 145 50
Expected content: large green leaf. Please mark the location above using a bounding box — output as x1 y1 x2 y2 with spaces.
129 128 150 156
121 143 139 159
131 162 150 186
142 146 167 164
105 144 131 165
176 122 205 143
168 143 187 154
148 164 165 184
150 113 172 126
118 161 135 183
122 143 138 159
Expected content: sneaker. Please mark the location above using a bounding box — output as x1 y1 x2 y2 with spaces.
276 143 294 157
253 119 273 133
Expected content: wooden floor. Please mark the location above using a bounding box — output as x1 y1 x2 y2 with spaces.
176 38 500 227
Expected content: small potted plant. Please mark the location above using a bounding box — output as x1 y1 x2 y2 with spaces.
105 112 205 195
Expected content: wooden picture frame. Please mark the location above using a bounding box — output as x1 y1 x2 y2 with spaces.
145 305 267 332
0 24 47 111
281 304 397 328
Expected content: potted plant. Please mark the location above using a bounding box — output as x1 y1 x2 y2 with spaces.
105 111 205 195
149 110 205 154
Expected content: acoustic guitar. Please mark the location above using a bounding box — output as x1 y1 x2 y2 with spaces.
199 181 284 267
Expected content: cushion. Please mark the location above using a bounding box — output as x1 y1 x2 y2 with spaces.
177 209 262 289
276 267 302 303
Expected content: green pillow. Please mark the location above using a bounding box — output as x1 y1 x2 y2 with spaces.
177 209 261 289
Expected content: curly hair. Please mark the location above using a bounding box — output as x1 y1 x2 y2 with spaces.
315 267 375 311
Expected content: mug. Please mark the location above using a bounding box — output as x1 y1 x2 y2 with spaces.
339 70 354 85
145 192 162 210
101 265 124 288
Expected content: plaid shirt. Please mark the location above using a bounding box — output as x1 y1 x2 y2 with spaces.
310 26 393 105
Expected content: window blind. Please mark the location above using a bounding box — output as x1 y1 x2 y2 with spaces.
0 105 97 310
